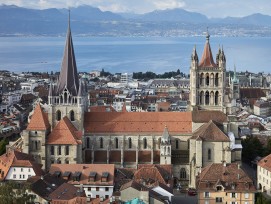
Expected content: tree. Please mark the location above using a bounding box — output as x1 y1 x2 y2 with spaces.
0 138 8 155
0 182 34 204
176 69 181 75
242 137 264 162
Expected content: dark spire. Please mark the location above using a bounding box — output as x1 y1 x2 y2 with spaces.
56 10 79 96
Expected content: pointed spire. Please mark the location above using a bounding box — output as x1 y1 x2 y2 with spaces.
191 45 198 62
56 10 79 96
199 30 217 68
161 125 170 143
78 79 83 97
27 103 50 131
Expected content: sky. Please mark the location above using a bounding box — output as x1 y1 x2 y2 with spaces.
1 0 271 18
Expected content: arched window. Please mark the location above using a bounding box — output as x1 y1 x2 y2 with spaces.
86 137 90 149
56 110 61 121
143 138 147 149
176 140 179 149
205 91 210 105
200 73 204 86
208 148 211 160
180 168 186 179
215 91 219 105
128 138 132 149
100 138 103 149
35 141 38 150
70 110 75 121
206 74 209 86
50 146 54 155
215 73 219 86
200 91 204 105
115 138 119 149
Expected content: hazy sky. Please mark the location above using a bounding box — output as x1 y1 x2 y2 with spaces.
1 0 270 18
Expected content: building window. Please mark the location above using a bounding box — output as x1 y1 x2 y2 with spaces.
96 187 99 191
231 193 236 198
105 195 109 199
70 110 75 121
86 137 90 149
204 192 210 198
56 110 61 121
65 145 69 155
21 168 23 172
13 174 16 179
28 168 31 172
115 138 119 149
51 146 54 155
143 138 147 149
100 138 103 149
245 193 249 199
216 197 222 202
128 138 132 149
105 187 109 191
180 168 186 179
58 145 61 155
176 140 179 149
208 149 211 160
216 186 222 191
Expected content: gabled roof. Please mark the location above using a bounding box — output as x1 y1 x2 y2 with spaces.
56 13 79 96
191 120 230 142
0 150 43 181
258 154 271 172
47 116 82 145
27 103 50 131
192 110 227 124
199 33 217 68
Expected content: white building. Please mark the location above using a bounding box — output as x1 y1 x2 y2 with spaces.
258 154 271 195
121 73 133 84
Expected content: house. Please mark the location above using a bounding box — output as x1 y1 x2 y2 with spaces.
257 154 271 195
0 150 42 181
197 163 256 204
49 164 114 200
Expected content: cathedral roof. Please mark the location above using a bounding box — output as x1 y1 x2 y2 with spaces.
47 116 82 145
199 33 217 68
192 110 227 124
191 120 230 142
56 13 79 96
84 112 192 134
27 103 50 131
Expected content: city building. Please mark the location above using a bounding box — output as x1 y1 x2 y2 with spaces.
197 163 256 204
257 154 271 195
121 73 133 85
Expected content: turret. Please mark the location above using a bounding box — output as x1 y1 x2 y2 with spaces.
218 46 226 70
191 45 198 69
160 126 171 165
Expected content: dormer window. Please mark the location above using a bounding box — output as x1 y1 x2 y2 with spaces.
89 172 97 182
101 172 109 182
216 186 223 191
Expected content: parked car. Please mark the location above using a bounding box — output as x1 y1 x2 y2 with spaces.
187 188 197 196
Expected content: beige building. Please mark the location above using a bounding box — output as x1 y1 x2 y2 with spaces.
197 163 256 204
257 154 271 195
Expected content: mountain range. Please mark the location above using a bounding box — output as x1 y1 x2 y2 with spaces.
0 4 270 36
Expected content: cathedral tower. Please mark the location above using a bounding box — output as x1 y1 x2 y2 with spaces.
190 31 226 112
160 126 171 165
48 12 87 131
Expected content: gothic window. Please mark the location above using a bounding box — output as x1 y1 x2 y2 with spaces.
35 141 38 150
143 138 147 149
205 91 210 105
65 145 69 155
86 137 90 149
180 168 186 179
115 138 119 149
200 91 204 105
100 138 103 149
56 110 61 121
210 73 214 86
70 110 75 121
50 146 54 155
200 73 204 86
58 145 61 155
206 74 209 86
176 140 179 149
210 91 214 105
128 138 132 149
208 148 211 160
215 91 219 105
64 91 68 104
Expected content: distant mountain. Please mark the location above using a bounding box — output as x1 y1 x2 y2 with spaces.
0 5 270 36
139 8 209 23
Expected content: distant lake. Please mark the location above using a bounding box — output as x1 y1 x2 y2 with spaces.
0 36 270 74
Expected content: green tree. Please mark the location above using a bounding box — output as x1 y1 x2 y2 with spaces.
0 138 8 155
0 182 34 204
242 137 264 162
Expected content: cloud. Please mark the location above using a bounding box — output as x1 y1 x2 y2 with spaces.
152 0 186 10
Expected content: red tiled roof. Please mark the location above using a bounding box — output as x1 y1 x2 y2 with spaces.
197 163 256 192
0 150 42 181
258 154 271 172
89 106 116 112
47 116 82 145
191 120 230 142
27 103 50 131
84 112 192 134
199 39 217 68
192 110 227 123
49 164 114 185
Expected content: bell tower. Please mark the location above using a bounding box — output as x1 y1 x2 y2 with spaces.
48 12 87 131
160 126 171 165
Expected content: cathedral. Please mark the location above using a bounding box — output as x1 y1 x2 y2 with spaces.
21 19 241 188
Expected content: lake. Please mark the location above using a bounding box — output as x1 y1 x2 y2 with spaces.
0 36 270 74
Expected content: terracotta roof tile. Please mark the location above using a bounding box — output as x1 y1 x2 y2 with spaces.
84 112 192 134
89 106 116 112
197 163 256 192
47 116 81 145
192 110 227 123
258 154 271 172
199 37 217 68
27 103 50 131
191 120 230 142
49 164 114 185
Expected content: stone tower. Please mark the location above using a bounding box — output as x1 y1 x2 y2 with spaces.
189 31 226 112
48 12 87 131
160 126 171 165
